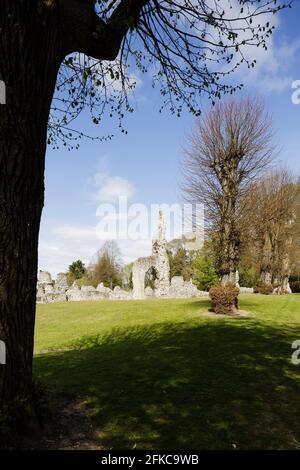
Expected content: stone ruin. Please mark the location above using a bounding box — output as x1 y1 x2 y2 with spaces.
36 210 209 304
37 271 132 304
37 271 68 303
132 210 208 300
132 210 170 299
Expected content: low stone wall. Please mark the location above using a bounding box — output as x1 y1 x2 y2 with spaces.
36 271 210 304
36 271 254 304
239 287 254 294
167 276 208 298
37 272 133 304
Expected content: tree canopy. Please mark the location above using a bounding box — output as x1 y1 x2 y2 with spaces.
68 259 86 279
182 97 275 283
49 0 288 148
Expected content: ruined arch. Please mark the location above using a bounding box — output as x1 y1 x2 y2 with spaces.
132 256 156 299
132 211 170 299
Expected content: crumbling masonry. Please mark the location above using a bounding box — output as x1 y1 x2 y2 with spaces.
37 210 209 303
132 210 170 299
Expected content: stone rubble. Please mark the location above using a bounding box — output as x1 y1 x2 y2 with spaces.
132 210 170 299
239 287 254 294
167 276 208 298
36 210 254 304
36 274 133 304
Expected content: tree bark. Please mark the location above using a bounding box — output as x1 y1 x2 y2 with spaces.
0 0 148 436
0 1 62 431
218 186 240 287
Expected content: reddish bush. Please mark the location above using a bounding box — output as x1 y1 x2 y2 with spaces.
209 283 240 315
254 282 273 295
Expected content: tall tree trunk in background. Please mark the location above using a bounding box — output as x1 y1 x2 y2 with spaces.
219 188 240 287
0 1 62 430
259 232 273 285
280 253 292 294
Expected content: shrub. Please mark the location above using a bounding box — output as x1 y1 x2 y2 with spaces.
76 276 97 288
68 259 86 280
238 265 259 288
193 256 219 291
67 273 97 288
290 281 300 293
289 274 300 283
168 248 193 281
255 282 274 295
209 283 240 315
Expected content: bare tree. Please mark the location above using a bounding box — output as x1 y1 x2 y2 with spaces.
0 0 288 430
90 240 123 289
182 97 275 285
242 169 300 293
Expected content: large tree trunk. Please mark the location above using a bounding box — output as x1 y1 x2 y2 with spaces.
260 270 272 285
1 0 143 436
273 253 292 295
0 1 62 432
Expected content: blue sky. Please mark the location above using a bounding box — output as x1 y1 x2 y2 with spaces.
39 1 300 276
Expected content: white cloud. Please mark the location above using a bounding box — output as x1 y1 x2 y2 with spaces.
53 224 97 240
109 71 143 94
238 35 300 93
92 172 135 203
38 166 142 275
257 75 294 93
227 12 300 94
201 0 297 95
38 223 152 277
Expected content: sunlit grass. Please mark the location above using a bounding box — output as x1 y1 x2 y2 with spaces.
34 294 300 449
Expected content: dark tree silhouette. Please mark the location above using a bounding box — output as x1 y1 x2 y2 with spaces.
68 259 86 279
0 0 287 429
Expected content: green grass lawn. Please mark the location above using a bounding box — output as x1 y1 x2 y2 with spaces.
34 294 300 449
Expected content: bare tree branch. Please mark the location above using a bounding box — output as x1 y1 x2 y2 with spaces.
181 97 276 282
47 0 289 147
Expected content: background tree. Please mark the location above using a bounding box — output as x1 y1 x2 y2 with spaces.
241 169 300 293
167 247 193 281
0 0 287 429
237 263 260 289
290 181 300 289
193 254 219 291
182 97 275 286
145 266 158 289
123 262 133 290
91 240 123 289
68 259 86 280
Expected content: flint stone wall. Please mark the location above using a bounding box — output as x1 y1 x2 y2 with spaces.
37 271 254 304
168 276 208 298
239 287 254 294
37 273 133 304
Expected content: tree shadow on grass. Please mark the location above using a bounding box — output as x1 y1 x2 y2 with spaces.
34 320 300 450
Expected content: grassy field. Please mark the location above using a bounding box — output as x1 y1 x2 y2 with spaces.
34 294 300 449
